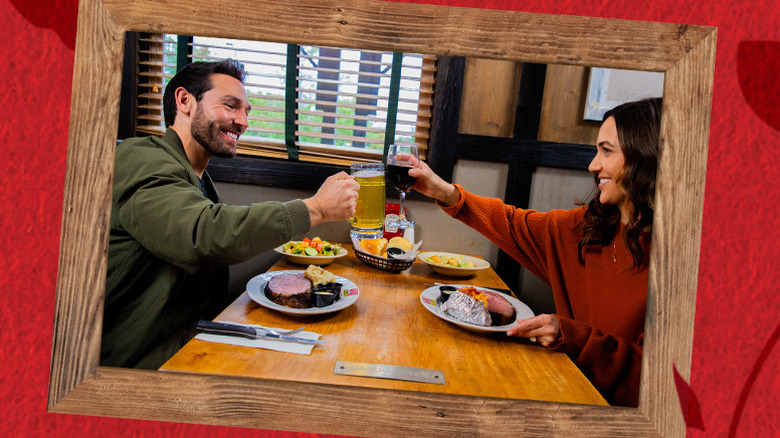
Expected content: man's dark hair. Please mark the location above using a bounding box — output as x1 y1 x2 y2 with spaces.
162 59 247 127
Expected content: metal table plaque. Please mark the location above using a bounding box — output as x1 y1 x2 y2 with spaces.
334 361 445 385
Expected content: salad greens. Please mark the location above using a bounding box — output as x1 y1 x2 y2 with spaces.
283 237 341 257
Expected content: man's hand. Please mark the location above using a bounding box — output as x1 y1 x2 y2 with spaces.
507 314 561 347
304 171 359 227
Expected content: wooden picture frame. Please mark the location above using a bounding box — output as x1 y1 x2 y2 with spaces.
48 0 715 436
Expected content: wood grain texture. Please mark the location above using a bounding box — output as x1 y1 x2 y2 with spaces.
538 64 601 144
641 28 717 438
456 135 595 169
48 0 716 436
47 0 124 407
161 255 607 405
458 58 522 137
57 367 640 438
426 56 464 184
101 0 709 71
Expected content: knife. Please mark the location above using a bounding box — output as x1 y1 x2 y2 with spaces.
196 320 324 345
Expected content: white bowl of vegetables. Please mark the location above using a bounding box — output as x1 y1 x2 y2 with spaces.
274 237 347 266
417 251 490 277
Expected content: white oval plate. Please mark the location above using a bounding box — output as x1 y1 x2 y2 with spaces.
417 251 490 277
419 285 534 333
274 244 348 266
247 270 360 316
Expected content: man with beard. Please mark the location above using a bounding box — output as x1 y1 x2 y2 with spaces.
101 60 360 369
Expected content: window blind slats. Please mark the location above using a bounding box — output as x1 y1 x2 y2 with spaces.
247 114 285 124
295 109 396 124
298 131 387 145
137 93 163 100
296 86 427 105
298 67 427 84
297 120 387 134
296 98 414 114
134 33 435 165
247 104 284 114
244 126 285 136
137 114 165 122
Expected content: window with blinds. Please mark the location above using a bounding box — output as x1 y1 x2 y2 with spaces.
135 33 436 165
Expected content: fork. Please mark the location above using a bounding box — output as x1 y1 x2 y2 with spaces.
256 325 305 336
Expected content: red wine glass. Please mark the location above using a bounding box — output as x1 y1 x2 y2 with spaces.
385 144 419 229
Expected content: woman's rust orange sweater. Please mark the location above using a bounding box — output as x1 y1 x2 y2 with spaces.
440 185 647 407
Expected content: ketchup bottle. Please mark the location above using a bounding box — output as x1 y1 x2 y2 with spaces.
383 203 404 239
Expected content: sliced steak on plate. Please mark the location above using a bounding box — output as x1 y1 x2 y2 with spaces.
483 290 517 325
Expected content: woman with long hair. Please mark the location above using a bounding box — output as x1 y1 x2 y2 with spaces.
408 97 662 407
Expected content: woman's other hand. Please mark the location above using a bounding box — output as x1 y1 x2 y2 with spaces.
507 314 561 347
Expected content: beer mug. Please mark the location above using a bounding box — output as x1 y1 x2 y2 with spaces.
349 162 386 239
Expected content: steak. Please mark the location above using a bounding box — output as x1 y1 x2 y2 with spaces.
483 290 516 325
266 273 311 308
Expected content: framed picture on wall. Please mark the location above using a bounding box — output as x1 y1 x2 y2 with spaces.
584 67 665 121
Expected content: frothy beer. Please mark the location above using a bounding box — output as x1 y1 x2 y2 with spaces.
349 163 386 239
351 169 385 229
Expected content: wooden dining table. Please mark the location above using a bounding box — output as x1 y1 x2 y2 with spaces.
161 248 608 406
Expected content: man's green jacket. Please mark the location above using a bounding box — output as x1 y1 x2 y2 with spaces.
102 129 311 369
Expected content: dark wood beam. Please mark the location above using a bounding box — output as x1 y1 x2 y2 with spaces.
456 135 594 170
426 56 464 183
494 162 536 292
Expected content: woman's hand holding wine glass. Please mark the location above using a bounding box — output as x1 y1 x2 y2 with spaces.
386 144 420 228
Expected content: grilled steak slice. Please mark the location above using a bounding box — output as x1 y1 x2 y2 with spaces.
483 290 516 325
266 273 311 308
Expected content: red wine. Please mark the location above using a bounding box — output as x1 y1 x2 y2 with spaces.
386 164 418 192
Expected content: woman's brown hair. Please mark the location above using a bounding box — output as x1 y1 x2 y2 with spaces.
577 97 663 269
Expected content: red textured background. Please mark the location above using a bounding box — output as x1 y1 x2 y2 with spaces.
1 0 777 436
